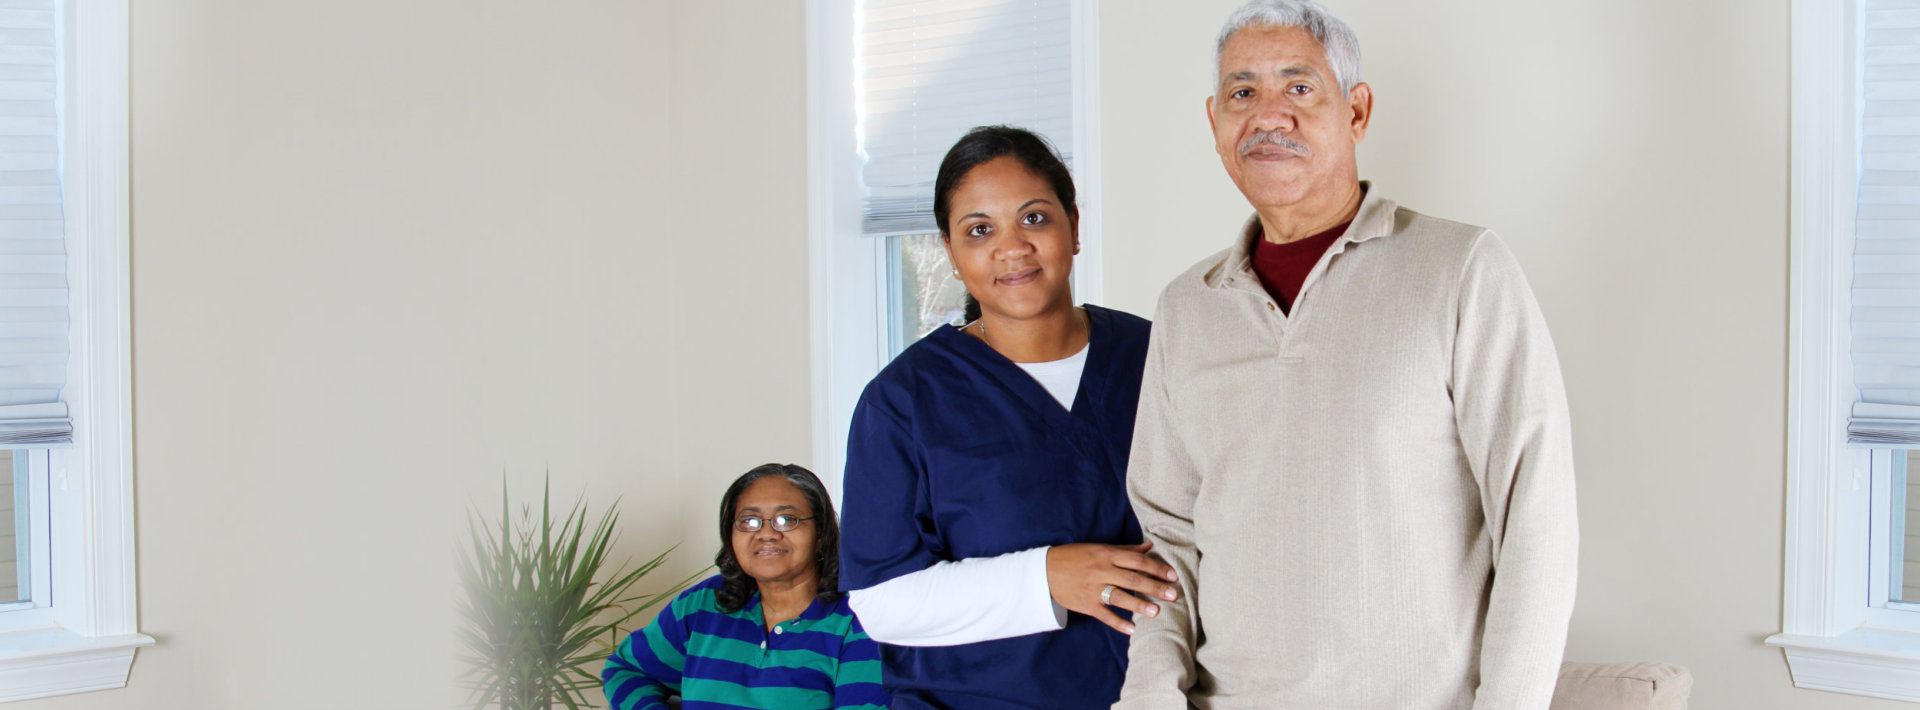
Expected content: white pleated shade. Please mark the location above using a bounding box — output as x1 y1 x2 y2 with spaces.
856 0 1073 237
0 0 66 446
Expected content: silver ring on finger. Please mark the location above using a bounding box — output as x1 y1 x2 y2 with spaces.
1100 584 1116 606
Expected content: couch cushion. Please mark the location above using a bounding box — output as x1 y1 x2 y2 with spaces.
1549 661 1693 710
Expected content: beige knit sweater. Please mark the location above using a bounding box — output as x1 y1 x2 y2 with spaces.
1114 188 1579 710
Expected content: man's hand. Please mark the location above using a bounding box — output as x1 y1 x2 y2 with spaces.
1045 541 1180 635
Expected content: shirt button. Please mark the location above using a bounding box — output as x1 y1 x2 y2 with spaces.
774 626 784 635
1267 302 1276 310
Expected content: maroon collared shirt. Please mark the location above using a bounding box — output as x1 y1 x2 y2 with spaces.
1250 220 1350 314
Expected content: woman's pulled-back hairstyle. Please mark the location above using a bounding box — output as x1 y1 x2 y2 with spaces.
931 125 1078 240
713 463 843 613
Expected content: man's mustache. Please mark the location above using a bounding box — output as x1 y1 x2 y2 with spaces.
1239 130 1310 157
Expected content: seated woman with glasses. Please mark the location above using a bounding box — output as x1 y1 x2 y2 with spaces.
603 463 888 710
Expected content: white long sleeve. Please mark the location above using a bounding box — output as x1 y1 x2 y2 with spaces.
848 546 1068 647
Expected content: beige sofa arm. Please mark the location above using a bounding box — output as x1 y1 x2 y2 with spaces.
1549 661 1693 710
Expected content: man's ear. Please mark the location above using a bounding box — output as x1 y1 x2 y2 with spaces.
1205 94 1217 130
1348 83 1373 142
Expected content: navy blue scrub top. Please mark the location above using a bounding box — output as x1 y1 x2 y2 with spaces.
839 304 1151 710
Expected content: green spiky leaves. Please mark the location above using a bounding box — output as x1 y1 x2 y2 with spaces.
457 477 705 710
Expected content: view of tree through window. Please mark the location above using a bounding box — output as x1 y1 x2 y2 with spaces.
890 233 969 356
0 452 19 603
1896 450 1920 603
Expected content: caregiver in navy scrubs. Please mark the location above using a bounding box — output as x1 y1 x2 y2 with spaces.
839 125 1181 709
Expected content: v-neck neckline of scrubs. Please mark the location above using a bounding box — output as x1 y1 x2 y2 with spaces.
935 305 1112 430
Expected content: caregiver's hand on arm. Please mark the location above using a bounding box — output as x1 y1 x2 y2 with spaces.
1046 541 1179 634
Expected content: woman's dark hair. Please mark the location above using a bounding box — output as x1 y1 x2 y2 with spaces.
932 125 1078 240
934 125 1077 326
714 463 843 613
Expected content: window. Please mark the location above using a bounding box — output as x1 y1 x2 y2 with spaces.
1770 0 1920 700
0 0 148 702
1872 451 1920 616
0 451 47 616
805 0 1101 497
0 453 22 605
0 0 76 634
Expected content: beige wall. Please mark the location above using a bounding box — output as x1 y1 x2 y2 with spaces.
663 1 816 586
1102 1 1882 708
18 0 807 707
10 0 1874 708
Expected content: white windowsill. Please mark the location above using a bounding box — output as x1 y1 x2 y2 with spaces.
1769 630 1920 702
0 627 152 702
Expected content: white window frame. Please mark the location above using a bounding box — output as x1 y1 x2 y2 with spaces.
805 0 1103 499
0 0 150 702
1766 0 1920 700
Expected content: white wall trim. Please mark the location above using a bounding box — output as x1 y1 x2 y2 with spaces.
1777 0 1859 638
62 0 139 639
807 0 834 495
807 0 878 503
1777 0 1858 640
1069 0 1103 307
0 0 153 701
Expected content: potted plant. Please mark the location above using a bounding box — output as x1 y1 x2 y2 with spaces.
457 479 703 709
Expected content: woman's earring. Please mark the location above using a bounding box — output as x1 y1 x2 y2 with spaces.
1073 243 1081 255
952 269 961 278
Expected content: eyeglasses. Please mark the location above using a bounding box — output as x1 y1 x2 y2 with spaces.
733 514 814 533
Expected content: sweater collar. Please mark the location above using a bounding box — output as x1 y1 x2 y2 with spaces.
1208 181 1397 289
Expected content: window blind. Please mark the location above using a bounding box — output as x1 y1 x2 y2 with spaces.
856 0 1073 238
0 0 68 447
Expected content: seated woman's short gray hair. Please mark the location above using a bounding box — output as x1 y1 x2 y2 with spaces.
1216 0 1362 94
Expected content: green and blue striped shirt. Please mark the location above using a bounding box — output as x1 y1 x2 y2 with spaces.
603 575 888 710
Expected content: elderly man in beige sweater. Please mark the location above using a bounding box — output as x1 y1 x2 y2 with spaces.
1112 2 1579 709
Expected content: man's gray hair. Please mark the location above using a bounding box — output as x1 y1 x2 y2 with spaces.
1215 0 1362 95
